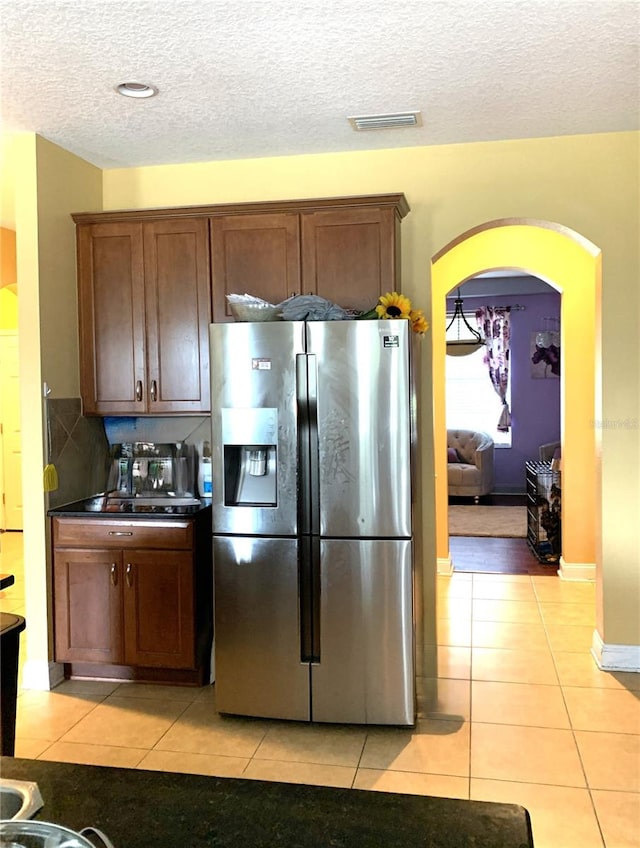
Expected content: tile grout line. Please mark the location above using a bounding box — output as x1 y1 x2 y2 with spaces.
146 697 194 756
349 732 368 790
467 573 476 801
244 727 272 777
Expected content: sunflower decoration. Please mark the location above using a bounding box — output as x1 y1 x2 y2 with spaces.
375 291 412 320
409 308 429 335
359 291 429 335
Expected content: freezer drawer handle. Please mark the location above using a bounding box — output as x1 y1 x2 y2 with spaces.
108 531 133 536
299 537 321 663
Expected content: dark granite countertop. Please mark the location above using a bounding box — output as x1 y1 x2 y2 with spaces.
48 496 212 518
0 573 15 591
0 613 25 635
1 757 534 848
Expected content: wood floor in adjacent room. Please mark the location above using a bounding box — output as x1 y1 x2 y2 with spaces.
450 535 557 577
448 495 557 576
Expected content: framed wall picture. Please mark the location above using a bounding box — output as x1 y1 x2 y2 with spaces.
530 332 560 378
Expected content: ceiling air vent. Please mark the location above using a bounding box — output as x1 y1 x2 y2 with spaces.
348 112 422 131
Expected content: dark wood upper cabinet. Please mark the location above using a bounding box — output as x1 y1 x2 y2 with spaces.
210 213 301 322
143 219 211 413
73 194 408 415
76 221 146 415
301 206 400 313
75 218 211 415
211 202 404 319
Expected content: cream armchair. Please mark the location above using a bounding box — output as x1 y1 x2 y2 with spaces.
447 429 494 502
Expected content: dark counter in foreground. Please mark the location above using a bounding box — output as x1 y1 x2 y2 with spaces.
0 615 25 756
1 757 534 847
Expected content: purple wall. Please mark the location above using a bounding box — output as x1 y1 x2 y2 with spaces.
446 291 561 492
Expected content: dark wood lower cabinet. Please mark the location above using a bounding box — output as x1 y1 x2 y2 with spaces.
53 548 123 665
122 549 194 669
52 513 212 685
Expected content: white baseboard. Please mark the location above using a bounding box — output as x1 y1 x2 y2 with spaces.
21 660 65 691
437 555 453 575
558 557 596 582
592 630 640 672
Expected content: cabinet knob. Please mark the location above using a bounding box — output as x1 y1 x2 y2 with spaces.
110 563 118 586
125 562 133 588
135 380 143 402
150 380 157 402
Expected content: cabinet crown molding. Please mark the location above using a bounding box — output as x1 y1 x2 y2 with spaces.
71 193 410 225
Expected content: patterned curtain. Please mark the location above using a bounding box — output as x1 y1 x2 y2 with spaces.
475 306 512 432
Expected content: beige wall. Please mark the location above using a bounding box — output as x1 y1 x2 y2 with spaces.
7 133 102 687
104 131 639 650
35 137 103 399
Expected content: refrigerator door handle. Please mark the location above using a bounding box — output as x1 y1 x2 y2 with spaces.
297 352 321 666
306 354 320 536
296 354 311 535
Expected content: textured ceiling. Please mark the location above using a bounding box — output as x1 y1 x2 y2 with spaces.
0 0 638 170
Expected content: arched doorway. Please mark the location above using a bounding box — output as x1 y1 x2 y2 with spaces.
432 220 601 581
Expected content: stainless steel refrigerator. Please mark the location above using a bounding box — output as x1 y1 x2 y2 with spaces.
209 318 421 725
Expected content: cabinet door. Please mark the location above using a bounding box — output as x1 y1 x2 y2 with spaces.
143 219 212 413
123 550 195 669
301 207 400 312
53 549 123 663
210 213 301 321
77 222 147 415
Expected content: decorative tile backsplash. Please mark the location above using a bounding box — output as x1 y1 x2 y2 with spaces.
45 398 110 509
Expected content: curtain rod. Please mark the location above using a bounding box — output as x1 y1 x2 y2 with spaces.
447 303 526 311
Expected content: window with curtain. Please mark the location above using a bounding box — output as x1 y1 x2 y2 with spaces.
445 316 512 447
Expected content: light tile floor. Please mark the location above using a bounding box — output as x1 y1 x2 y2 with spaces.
1 531 639 848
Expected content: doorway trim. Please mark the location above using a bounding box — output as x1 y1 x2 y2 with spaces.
431 219 600 580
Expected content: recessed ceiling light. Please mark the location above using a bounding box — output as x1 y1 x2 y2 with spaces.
116 82 158 99
348 112 422 131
